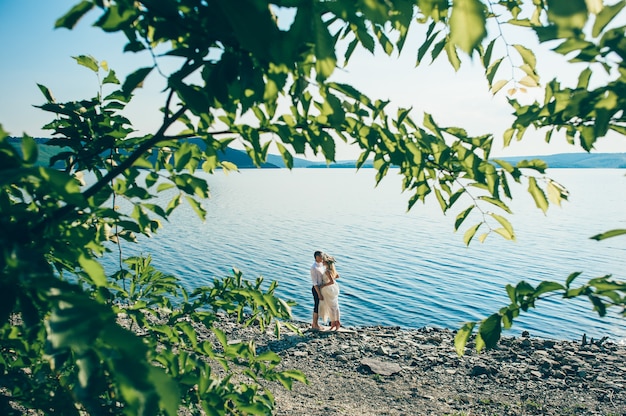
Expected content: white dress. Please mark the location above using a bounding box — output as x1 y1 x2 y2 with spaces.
318 271 340 323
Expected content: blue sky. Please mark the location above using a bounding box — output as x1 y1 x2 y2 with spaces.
1 0 625 160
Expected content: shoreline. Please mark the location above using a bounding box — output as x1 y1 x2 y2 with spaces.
219 319 626 415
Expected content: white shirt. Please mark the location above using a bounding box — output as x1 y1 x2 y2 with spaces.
310 261 325 286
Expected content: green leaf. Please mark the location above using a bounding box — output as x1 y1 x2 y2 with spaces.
512 44 536 70
148 366 181 416
38 167 83 203
78 254 107 286
546 0 588 30
473 330 485 353
527 176 548 213
166 193 182 215
95 3 137 31
212 327 227 347
344 38 359 64
587 277 625 292
590 229 626 241
76 355 96 388
482 38 496 69
505 284 516 303
501 307 515 329
216 0 279 62
492 228 515 242
46 294 111 352
553 38 595 55
492 159 514 173
490 213 515 240
546 179 568 206
220 161 238 172
516 159 548 173
374 26 394 55
588 294 607 317
434 188 447 211
275 142 293 169
454 206 474 231
518 75 538 87
454 322 475 356
279 369 308 385
20 135 38 165
73 55 99 72
430 37 447 61
490 79 508 95
449 0 487 54
174 147 193 172
445 38 461 71
478 196 512 214
185 196 207 221
37 83 55 103
103 69 120 85
486 57 503 86
55 0 94 29
256 350 281 363
423 113 443 140
503 128 514 147
111 357 160 415
565 286 587 298
417 24 439 64
585 0 604 14
592 1 624 37
355 24 376 53
565 271 583 288
122 67 154 96
477 313 501 352
314 14 337 80
157 182 175 192
418 0 450 21
534 281 565 297
463 222 482 246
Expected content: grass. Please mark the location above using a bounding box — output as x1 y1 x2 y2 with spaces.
523 399 544 411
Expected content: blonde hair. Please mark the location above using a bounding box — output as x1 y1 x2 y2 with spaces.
323 254 337 277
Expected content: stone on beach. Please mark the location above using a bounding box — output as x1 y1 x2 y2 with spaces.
360 357 403 376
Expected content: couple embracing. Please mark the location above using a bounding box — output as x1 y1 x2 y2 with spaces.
310 250 341 331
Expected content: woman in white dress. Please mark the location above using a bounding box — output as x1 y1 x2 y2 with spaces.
318 254 341 330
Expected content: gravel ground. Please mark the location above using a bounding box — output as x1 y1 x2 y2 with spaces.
221 320 626 416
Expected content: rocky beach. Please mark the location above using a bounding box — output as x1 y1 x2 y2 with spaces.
220 319 626 416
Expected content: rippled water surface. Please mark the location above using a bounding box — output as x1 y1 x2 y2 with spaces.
107 168 626 342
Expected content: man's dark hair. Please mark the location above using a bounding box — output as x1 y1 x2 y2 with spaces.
314 250 323 258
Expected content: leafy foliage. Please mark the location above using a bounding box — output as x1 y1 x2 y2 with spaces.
455 268 626 355
1 0 625 413
1 94 302 414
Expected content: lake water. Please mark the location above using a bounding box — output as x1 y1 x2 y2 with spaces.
105 168 626 343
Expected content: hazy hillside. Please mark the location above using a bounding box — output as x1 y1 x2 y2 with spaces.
493 153 626 169
302 153 626 169
7 137 626 169
7 137 280 169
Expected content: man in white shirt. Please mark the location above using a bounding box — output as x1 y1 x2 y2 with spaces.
310 250 325 330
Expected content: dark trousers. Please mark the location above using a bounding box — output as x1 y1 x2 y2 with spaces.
312 286 320 313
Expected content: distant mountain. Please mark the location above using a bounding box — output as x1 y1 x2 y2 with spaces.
304 153 626 169
491 153 626 169
217 147 280 168
7 136 281 169
6 137 626 169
